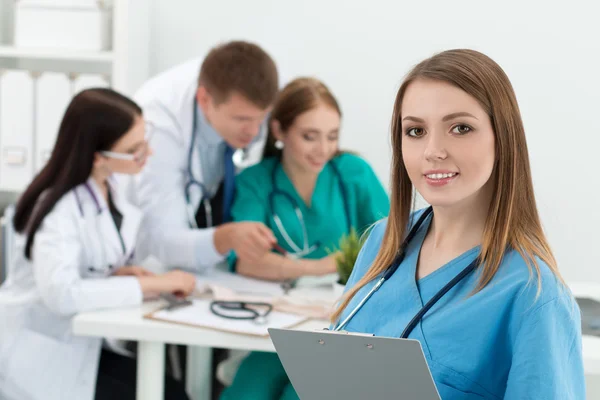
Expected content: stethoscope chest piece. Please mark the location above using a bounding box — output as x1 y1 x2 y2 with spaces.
232 148 251 168
268 160 349 259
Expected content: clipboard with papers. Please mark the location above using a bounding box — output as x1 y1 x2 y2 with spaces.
268 328 441 400
142 270 336 336
144 298 308 337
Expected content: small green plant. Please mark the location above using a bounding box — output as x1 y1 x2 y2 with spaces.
329 228 363 285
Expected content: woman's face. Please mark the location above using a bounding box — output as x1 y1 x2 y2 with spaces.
275 103 341 175
97 116 153 175
401 79 496 210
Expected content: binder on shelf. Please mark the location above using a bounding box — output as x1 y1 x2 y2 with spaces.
0 70 35 192
71 73 110 95
35 72 71 172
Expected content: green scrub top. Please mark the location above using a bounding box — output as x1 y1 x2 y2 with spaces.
228 153 390 270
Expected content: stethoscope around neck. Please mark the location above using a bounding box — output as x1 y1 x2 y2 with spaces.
73 182 130 274
333 206 479 338
268 159 352 259
184 102 251 229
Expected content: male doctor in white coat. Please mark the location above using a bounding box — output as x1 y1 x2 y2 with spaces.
132 41 280 271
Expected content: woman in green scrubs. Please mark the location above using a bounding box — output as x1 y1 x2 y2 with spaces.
221 77 390 399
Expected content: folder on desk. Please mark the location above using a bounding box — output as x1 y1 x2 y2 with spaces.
269 328 441 400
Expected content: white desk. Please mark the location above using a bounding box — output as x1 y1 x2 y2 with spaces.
73 282 600 400
72 300 327 400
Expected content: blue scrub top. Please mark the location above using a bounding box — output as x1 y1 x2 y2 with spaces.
338 210 585 399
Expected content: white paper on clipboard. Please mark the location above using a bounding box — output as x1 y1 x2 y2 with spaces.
147 299 307 337
193 270 337 320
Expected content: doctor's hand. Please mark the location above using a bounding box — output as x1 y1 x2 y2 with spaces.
215 222 276 263
137 270 197 297
112 266 155 278
159 270 197 297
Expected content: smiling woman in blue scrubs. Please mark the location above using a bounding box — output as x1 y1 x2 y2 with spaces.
330 49 585 399
220 78 390 399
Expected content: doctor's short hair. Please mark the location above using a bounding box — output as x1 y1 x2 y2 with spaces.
198 41 279 109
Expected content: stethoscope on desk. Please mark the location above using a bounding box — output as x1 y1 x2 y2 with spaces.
210 300 273 325
269 160 351 259
161 295 273 324
184 102 252 228
333 206 479 338
73 182 132 275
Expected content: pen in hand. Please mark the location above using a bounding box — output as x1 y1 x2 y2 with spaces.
273 243 288 256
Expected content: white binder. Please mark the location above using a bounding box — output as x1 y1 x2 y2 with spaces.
0 70 35 192
71 73 110 94
35 72 71 172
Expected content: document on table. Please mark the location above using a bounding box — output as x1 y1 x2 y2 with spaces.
196 269 285 297
147 299 306 336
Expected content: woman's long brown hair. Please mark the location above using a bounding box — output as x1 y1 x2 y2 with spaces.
331 49 562 322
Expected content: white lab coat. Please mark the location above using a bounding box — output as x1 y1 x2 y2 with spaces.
0 178 143 400
131 58 265 271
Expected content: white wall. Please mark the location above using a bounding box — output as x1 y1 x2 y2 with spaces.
148 0 600 283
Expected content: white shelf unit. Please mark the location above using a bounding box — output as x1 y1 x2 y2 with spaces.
0 0 151 194
0 45 114 63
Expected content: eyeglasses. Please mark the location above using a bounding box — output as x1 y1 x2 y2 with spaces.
101 122 154 163
209 300 273 324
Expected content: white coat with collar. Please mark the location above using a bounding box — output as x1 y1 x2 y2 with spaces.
0 178 143 400
131 58 265 271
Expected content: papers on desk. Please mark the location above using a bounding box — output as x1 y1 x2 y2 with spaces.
194 270 338 320
147 299 306 337
196 269 285 297
144 268 337 335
